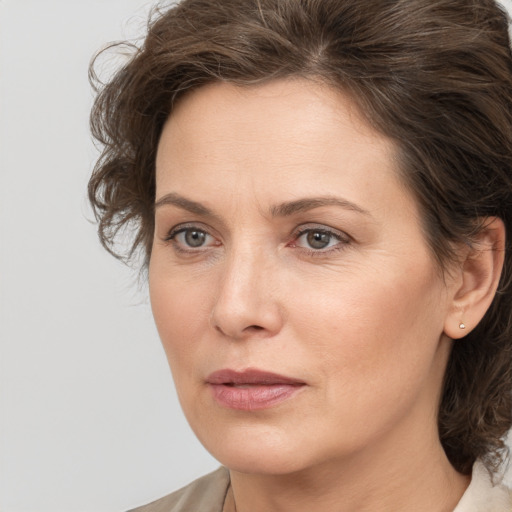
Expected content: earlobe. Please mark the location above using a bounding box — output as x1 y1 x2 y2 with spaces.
443 217 506 340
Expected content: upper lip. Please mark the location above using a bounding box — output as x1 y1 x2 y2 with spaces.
206 368 305 386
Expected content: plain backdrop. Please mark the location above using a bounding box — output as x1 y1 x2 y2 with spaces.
0 2 218 511
1 1 511 511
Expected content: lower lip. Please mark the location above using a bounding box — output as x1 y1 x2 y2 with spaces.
209 384 304 411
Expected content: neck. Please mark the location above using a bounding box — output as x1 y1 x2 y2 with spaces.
228 421 470 512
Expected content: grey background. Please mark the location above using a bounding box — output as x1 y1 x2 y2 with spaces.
1 1 511 511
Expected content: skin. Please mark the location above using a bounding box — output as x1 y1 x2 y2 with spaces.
149 79 502 512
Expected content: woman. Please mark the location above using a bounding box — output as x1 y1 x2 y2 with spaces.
89 0 512 510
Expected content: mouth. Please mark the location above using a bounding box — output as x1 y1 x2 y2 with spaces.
206 368 306 411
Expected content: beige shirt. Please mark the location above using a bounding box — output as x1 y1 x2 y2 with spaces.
128 462 512 512
453 461 512 512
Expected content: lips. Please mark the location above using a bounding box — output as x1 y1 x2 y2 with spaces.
206 369 305 411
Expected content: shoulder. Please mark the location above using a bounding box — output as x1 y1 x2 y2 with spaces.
127 467 230 512
454 461 512 512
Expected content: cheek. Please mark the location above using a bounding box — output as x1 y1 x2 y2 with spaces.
279 261 448 451
286 254 447 391
149 258 214 374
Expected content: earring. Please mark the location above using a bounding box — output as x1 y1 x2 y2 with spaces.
459 322 466 330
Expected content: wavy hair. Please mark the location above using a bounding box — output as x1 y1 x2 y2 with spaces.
89 0 512 475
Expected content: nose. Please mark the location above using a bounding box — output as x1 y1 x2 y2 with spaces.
210 247 284 341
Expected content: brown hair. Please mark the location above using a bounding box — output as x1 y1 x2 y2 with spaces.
89 0 512 475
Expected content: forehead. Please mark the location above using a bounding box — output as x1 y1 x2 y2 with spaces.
157 79 396 180
166 78 369 132
154 78 419 225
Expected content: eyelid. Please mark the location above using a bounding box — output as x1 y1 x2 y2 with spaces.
292 223 350 241
165 222 214 240
289 224 352 253
164 223 221 252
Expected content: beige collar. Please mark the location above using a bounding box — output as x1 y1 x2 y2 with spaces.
222 484 236 512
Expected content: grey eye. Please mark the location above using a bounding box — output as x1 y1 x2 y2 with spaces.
168 226 218 251
306 230 332 249
184 229 207 247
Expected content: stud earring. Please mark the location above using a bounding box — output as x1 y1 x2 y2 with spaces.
459 322 466 330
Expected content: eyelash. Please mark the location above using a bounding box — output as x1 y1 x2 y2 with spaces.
164 224 351 256
165 224 219 254
289 226 351 256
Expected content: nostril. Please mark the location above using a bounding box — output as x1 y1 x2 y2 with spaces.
246 325 264 331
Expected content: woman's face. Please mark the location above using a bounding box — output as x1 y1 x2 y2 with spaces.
150 79 457 475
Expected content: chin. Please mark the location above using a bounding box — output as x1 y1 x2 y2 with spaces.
213 445 309 475
193 421 313 475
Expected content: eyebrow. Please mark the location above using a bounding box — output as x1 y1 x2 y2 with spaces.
154 193 213 216
154 192 371 218
269 196 371 218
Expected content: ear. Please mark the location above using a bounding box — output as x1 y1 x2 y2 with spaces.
444 217 506 340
